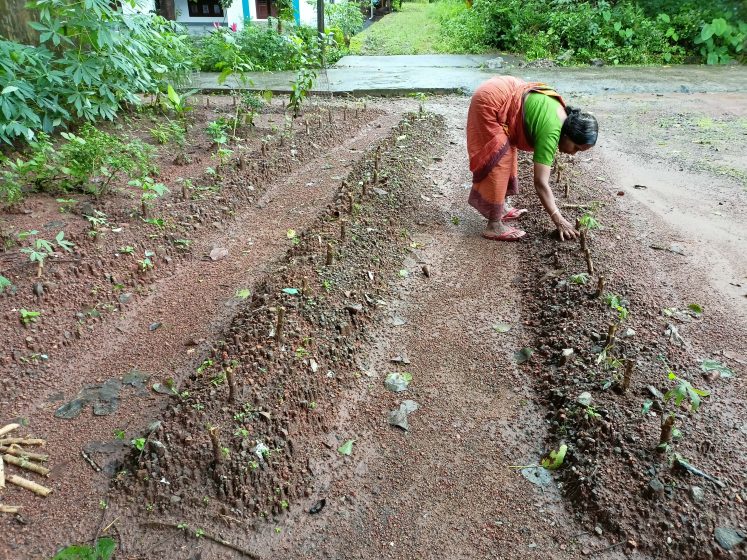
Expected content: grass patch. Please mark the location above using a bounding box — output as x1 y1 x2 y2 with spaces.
350 0 490 55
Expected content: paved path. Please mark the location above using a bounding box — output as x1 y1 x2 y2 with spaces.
193 54 747 96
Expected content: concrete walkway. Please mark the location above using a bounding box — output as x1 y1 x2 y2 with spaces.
192 54 747 96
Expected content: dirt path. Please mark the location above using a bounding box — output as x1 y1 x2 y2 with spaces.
0 107 410 560
2 89 745 560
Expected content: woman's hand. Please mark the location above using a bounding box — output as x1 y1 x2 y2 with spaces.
553 214 579 241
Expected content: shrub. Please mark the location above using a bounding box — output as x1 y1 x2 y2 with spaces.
326 1 365 47
0 1 193 147
448 0 745 65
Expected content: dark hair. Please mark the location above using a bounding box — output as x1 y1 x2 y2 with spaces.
561 106 598 146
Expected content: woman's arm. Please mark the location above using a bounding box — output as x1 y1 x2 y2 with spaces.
533 162 579 241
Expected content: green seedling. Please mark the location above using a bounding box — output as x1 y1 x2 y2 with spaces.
578 213 600 230
220 446 230 458
214 147 233 166
192 402 205 411
295 346 310 359
665 372 710 412
603 292 629 320
236 288 251 299
19 309 41 326
210 372 226 387
131 437 146 451
174 239 191 250
119 246 135 255
52 537 116 560
234 428 249 438
17 230 38 241
137 257 153 272
569 273 589 285
113 429 126 440
338 439 355 456
197 359 214 374
0 275 12 293
130 176 169 218
450 216 460 226
99 499 108 510
177 522 188 530
280 500 289 509
205 119 230 145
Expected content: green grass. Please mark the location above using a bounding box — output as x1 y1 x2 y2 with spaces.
350 0 487 55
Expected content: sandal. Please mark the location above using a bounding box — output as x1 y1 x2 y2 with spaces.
501 208 528 222
482 226 526 241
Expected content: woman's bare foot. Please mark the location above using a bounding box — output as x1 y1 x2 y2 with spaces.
482 220 526 241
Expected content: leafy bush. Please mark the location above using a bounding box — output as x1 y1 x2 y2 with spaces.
0 0 193 146
0 124 155 204
444 0 746 65
326 1 365 47
192 22 346 72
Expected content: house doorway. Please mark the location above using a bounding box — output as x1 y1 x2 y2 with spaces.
255 0 277 19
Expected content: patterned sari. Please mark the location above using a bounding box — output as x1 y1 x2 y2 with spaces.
467 76 565 221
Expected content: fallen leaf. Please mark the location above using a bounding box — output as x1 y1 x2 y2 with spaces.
514 347 534 364
286 229 297 239
700 359 734 378
282 287 299 295
338 439 354 455
493 322 511 334
540 444 567 470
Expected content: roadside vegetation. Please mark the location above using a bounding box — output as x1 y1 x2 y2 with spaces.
354 0 746 65
350 0 486 54
193 1 366 72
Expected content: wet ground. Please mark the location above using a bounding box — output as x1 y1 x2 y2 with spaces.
1 71 746 559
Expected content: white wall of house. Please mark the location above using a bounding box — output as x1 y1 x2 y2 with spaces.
299 0 316 26
174 0 245 29
122 0 320 33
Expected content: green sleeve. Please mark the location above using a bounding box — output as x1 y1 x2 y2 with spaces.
523 93 562 167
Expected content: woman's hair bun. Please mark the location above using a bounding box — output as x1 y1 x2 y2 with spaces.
561 108 598 146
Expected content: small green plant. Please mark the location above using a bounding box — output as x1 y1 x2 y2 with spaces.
85 210 110 233
205 118 230 145
130 176 169 218
210 372 226 387
195 528 205 538
131 437 146 451
99 499 108 510
450 216 460 225
603 292 629 321
249 460 259 470
236 288 252 299
149 120 186 146
569 272 590 285
51 537 116 560
409 91 428 114
665 372 710 412
197 358 214 374
19 309 41 326
192 402 205 411
288 67 316 118
161 85 197 121
174 238 192 250
578 213 600 230
220 446 230 458
214 147 233 166
119 246 135 256
280 499 289 509
321 279 333 292
137 256 154 272
295 346 310 359
113 429 126 440
234 427 250 438
0 275 13 293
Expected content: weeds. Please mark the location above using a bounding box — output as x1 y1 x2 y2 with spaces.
19 308 41 326
664 372 709 412
569 272 589 285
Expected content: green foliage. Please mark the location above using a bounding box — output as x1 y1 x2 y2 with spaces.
578 212 600 230
0 274 12 293
569 272 590 285
603 292 629 321
289 68 317 118
52 537 116 560
1 125 155 202
0 2 193 146
131 437 146 451
149 121 186 146
206 119 231 145
445 0 745 65
540 443 567 470
192 23 344 73
326 1 365 47
665 372 709 412
19 308 41 325
695 17 746 64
